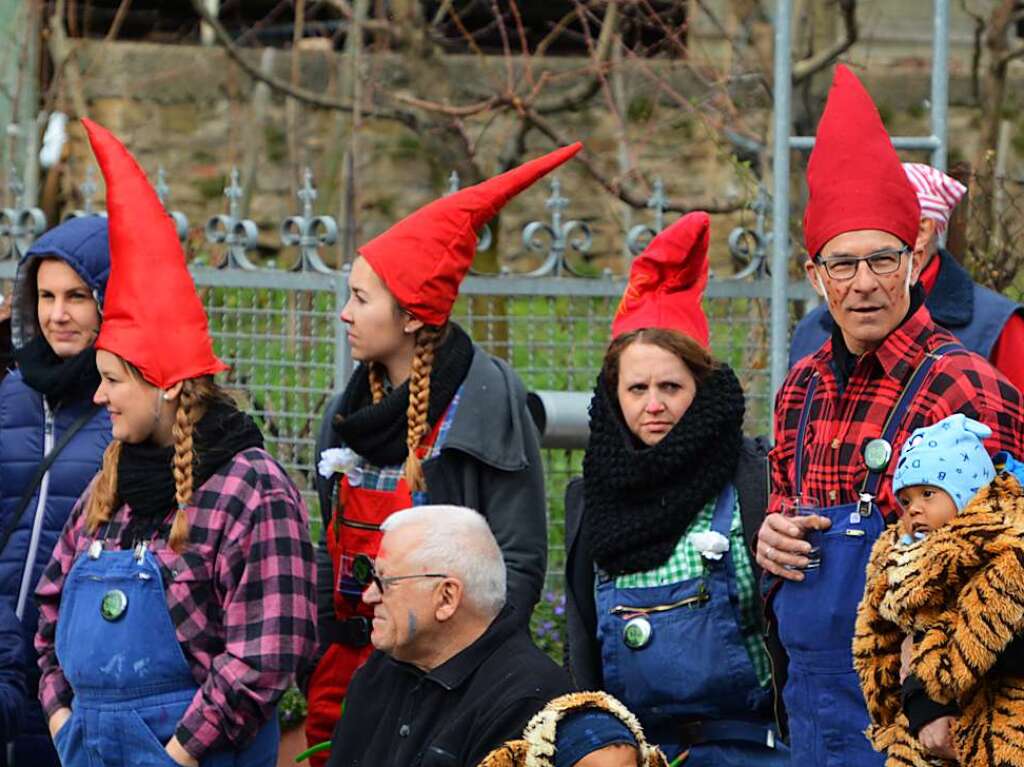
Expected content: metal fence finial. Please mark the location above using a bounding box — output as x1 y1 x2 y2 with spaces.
205 167 259 270
155 166 190 243
281 167 338 274
626 177 668 256
62 165 109 223
0 166 46 260
446 168 492 254
521 176 592 276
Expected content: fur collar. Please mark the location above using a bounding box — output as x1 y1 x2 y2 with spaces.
868 472 1024 634
477 692 668 767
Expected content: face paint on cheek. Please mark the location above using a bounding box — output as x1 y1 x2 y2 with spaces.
406 610 417 640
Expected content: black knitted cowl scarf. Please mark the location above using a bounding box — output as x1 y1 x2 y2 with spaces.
581 363 746 576
333 323 474 467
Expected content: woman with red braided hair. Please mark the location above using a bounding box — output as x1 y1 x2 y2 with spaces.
304 143 582 762
34 120 317 767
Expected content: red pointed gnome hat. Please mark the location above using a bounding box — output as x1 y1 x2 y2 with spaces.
611 211 711 346
359 142 582 325
803 64 920 258
82 119 228 389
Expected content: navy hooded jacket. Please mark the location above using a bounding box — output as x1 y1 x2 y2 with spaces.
0 216 111 760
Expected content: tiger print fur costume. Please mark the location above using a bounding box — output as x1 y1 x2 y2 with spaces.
476 691 669 767
853 471 1024 767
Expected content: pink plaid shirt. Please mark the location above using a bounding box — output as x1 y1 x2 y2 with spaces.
35 447 317 760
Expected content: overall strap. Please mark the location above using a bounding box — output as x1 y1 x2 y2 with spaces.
793 375 820 497
709 483 738 538
860 342 965 497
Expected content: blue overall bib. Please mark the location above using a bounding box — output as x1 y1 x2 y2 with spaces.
772 343 962 767
596 485 787 766
51 542 279 767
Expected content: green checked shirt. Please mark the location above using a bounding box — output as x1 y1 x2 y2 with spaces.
614 493 771 688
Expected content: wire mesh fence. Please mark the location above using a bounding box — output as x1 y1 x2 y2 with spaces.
185 272 790 604
960 169 1024 304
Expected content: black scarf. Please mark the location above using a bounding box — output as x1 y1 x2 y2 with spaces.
333 323 474 466
582 363 746 576
13 336 100 405
116 398 265 546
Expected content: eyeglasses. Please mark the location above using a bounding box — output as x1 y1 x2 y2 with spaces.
364 562 448 594
814 246 910 281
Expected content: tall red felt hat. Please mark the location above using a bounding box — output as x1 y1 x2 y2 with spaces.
803 64 920 258
359 142 583 325
611 211 711 346
82 118 228 389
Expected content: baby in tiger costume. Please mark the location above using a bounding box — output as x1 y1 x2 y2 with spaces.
854 413 1024 767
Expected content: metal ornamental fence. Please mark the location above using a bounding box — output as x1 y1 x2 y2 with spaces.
0 167 817 593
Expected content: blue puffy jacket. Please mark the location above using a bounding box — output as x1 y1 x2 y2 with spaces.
0 599 24 750
0 216 111 767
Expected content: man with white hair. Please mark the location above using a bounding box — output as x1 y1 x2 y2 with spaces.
789 162 1024 391
325 505 570 767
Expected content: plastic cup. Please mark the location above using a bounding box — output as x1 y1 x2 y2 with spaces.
781 495 822 570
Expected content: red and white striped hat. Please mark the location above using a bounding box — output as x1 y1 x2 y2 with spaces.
902 163 967 234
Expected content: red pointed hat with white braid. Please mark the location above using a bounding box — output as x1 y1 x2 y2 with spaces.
82 118 228 389
359 142 583 326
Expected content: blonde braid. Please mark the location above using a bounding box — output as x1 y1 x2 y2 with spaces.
368 362 387 404
84 440 124 535
168 380 207 551
403 325 442 492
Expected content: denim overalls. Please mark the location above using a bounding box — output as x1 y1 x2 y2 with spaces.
52 539 278 767
772 342 963 766
596 485 787 765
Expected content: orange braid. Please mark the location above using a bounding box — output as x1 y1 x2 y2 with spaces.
368 362 387 404
84 440 124 535
403 325 442 492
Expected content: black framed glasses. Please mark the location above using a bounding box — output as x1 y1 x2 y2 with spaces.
360 559 448 594
814 246 910 281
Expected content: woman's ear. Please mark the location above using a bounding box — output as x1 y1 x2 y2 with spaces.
162 380 185 402
403 315 424 336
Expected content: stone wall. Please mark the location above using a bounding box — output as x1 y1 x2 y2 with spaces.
52 20 1024 275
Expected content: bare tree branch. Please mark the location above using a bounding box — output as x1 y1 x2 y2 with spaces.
791 0 858 84
48 0 89 119
534 0 619 114
187 0 417 127
961 0 986 103
103 0 133 42
998 44 1024 68
523 108 745 214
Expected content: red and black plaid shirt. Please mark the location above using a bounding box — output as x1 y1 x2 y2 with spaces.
770 304 1024 519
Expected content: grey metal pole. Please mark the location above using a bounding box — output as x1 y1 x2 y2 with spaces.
931 0 950 171
770 0 794 402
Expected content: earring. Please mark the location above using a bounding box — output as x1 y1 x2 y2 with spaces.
162 393 172 401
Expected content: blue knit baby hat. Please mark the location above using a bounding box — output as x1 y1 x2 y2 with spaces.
892 413 996 512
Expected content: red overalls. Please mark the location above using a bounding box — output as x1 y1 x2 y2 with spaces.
305 415 448 766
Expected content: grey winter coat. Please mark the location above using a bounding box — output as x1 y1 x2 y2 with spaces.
313 345 548 629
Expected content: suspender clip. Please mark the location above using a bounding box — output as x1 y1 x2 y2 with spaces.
857 493 874 517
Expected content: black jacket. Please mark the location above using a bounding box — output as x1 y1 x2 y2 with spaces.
563 436 788 733
326 606 571 767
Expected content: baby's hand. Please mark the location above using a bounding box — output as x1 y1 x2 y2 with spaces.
918 715 957 761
